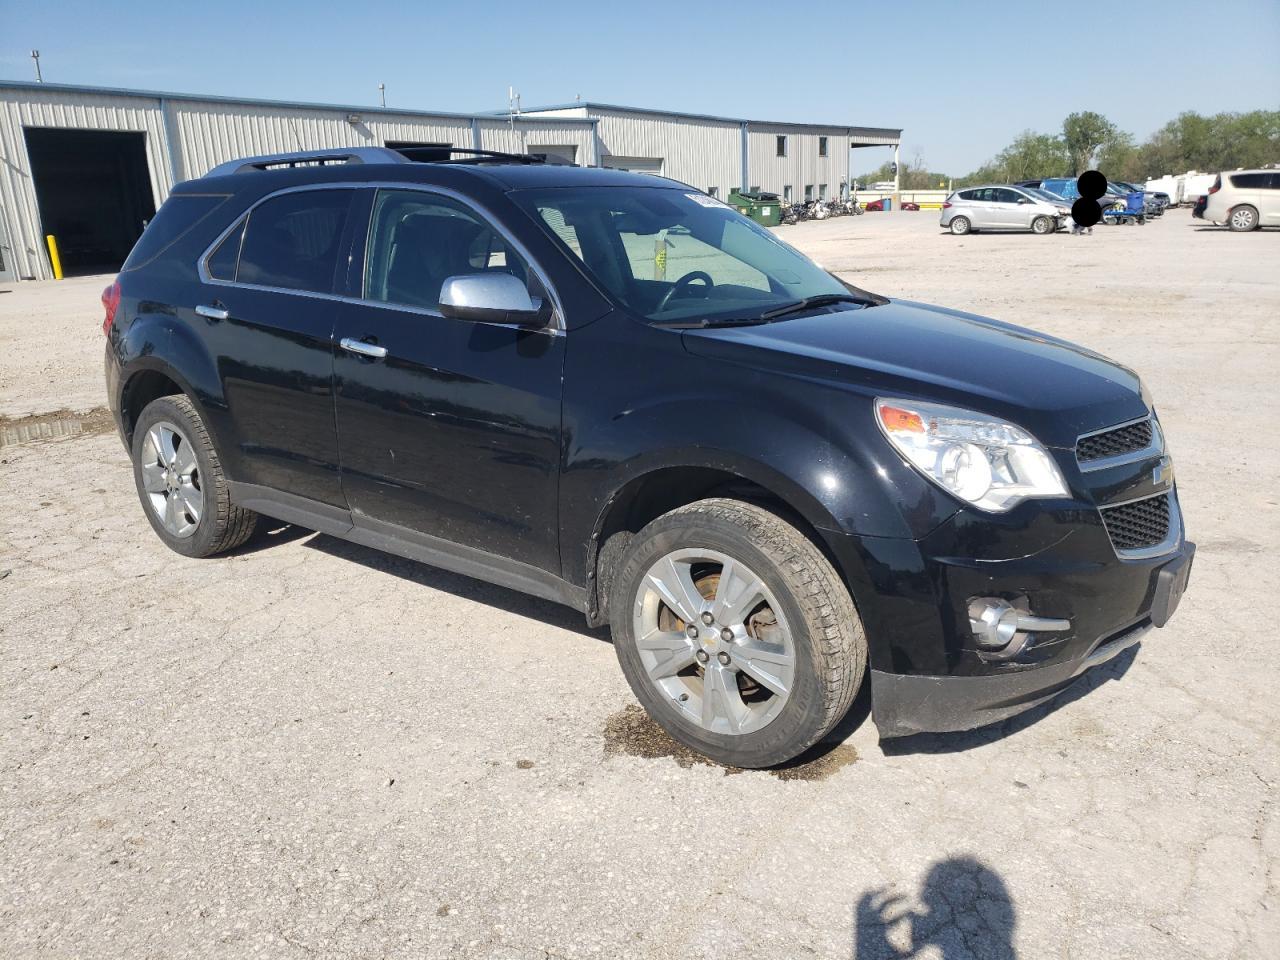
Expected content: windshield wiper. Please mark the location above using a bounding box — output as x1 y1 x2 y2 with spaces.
758 293 873 321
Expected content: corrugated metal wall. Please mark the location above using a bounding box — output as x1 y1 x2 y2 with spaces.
172 101 476 180
0 85 598 280
0 87 175 280
748 125 849 200
0 84 893 281
593 110 740 196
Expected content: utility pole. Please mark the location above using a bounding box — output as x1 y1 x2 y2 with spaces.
31 50 43 82
378 83 385 108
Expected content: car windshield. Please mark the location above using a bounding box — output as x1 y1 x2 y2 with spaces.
512 186 851 323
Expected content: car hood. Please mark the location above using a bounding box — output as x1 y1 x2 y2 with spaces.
680 299 1147 448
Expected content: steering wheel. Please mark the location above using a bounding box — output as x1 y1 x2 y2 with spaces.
655 270 715 314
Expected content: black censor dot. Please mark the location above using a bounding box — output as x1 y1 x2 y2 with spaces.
1071 170 1108 227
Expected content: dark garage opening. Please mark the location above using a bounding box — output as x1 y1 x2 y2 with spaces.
24 127 156 277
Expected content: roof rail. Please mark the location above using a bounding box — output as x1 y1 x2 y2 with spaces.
388 146 568 165
204 147 408 178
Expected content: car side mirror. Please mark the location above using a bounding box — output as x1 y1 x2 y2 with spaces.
438 273 547 328
1016 198 1030 204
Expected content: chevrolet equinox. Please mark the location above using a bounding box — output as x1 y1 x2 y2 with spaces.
103 147 1194 767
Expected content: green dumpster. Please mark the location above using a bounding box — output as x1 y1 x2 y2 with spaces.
727 190 783 227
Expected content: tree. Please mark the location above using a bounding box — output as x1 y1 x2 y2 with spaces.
1096 130 1138 181
1062 111 1118 174
958 109 1280 187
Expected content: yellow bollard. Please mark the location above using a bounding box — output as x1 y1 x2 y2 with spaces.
45 234 64 280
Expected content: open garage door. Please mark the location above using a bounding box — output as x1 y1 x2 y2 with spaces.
602 155 664 176
24 128 156 277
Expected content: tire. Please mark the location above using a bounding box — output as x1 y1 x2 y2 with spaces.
949 216 971 236
131 395 257 558
1031 215 1052 235
608 498 866 768
1229 205 1259 232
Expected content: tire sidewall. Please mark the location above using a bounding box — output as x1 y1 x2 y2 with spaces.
950 216 970 235
1032 216 1051 234
609 514 833 768
131 397 221 558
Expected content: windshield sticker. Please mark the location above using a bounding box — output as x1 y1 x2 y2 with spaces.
685 192 727 208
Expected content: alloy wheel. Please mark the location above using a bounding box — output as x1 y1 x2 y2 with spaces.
631 548 795 736
1230 207 1256 230
139 421 203 539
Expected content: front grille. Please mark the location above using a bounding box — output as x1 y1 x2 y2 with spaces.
1100 493 1171 552
1077 419 1154 463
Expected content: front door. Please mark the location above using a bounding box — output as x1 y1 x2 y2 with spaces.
987 188 1026 227
333 188 565 574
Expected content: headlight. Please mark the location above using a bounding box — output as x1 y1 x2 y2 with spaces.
875 398 1068 512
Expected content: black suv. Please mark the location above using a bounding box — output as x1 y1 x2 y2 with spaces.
104 147 1193 767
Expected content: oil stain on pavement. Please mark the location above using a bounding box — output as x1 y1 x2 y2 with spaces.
603 704 857 781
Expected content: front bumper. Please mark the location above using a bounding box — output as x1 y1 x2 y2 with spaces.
868 539 1194 737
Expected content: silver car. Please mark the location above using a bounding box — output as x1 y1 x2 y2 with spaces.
940 184 1070 236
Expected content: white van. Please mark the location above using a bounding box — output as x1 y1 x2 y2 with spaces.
1200 170 1280 231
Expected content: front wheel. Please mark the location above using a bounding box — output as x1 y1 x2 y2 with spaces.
609 499 866 768
949 216 971 236
1229 205 1259 232
1031 215 1053 235
131 395 257 557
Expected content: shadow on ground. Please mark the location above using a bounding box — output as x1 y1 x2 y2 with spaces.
300 528 607 640
854 856 1015 959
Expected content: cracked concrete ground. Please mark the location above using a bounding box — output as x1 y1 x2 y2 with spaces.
2 209 1277 959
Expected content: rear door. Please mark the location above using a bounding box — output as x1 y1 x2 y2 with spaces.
199 187 357 508
332 187 565 574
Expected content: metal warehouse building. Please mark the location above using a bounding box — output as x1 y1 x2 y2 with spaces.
0 80 899 281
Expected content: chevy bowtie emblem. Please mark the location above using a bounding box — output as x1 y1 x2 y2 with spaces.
1153 457 1174 487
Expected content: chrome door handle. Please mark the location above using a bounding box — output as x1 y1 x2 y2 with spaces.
195 304 229 321
340 337 388 359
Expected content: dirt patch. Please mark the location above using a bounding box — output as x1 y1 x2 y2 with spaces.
0 407 114 448
602 704 857 781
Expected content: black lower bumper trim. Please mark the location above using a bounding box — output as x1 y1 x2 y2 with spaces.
871 619 1152 738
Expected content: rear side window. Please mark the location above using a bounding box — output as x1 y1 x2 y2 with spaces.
206 217 244 281
122 194 228 271
1229 172 1269 189
234 190 352 293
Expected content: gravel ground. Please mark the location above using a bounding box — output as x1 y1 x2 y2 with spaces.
2 208 1277 959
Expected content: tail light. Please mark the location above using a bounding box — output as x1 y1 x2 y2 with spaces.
942 201 952 208
1208 175 1221 195
101 279 121 335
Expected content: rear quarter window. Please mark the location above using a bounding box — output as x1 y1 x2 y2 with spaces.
121 194 229 271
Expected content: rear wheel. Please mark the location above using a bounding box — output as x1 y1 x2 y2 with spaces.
131 395 257 558
1229 205 1259 232
949 216 971 236
1031 215 1053 235
609 499 866 768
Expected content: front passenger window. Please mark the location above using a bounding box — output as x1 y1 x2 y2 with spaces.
364 190 531 312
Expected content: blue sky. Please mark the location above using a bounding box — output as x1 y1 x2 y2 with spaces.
3 0 1277 175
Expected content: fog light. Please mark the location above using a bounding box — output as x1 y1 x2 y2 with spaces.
967 598 1073 660
968 598 1020 650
